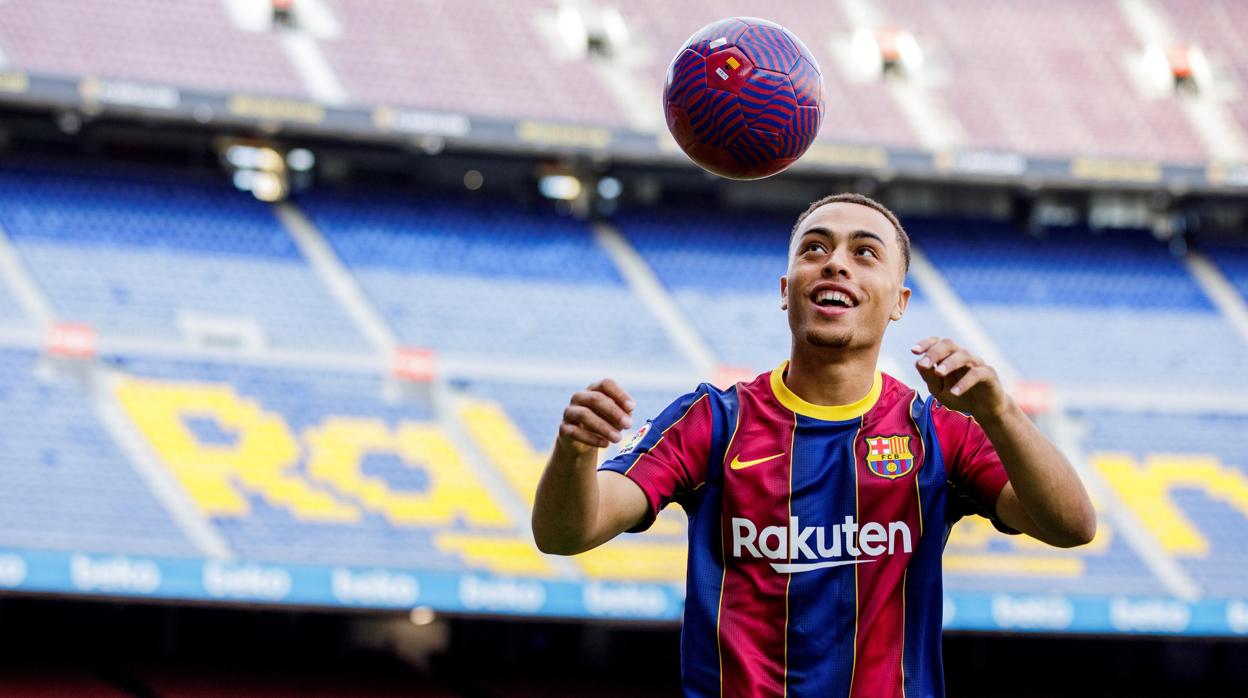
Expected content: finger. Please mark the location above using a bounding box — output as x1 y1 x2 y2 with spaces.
917 338 959 369
934 349 977 377
564 405 622 443
911 336 940 354
591 378 636 413
914 360 944 396
559 422 610 449
949 366 989 397
573 390 632 430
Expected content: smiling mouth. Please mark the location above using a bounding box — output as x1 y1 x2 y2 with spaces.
811 288 858 309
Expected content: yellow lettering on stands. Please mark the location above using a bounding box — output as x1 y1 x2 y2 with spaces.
943 499 1113 578
1096 453 1248 556
435 533 556 576
457 398 686 536
303 418 511 528
113 377 357 521
576 540 688 583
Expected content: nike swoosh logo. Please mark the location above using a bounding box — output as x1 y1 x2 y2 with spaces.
729 452 785 470
771 559 878 574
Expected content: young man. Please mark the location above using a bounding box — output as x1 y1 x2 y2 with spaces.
531 194 1096 698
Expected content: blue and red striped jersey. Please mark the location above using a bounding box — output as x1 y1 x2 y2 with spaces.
600 363 1016 698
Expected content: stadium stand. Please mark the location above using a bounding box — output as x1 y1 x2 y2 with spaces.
943 510 1167 596
0 1 1233 163
0 157 1239 615
106 354 538 571
0 277 31 330
300 189 692 372
0 348 200 557
1207 243 1248 305
914 218 1248 392
0 0 304 97
1154 0 1248 133
320 0 630 126
879 0 1208 161
0 165 371 354
1075 409 1248 598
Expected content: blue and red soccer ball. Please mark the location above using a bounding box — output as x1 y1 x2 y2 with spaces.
664 17 825 180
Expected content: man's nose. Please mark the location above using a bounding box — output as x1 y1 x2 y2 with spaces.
822 249 851 278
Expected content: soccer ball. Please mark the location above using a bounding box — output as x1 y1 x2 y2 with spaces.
663 17 824 180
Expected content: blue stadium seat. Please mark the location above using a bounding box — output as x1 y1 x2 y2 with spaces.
0 349 198 556
1073 409 1248 598
0 165 370 353
916 219 1248 391
300 190 691 371
0 280 30 328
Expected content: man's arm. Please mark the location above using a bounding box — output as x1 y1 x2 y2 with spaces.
531 379 650 555
913 337 1096 548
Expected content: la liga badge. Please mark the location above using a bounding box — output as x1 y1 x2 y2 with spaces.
618 421 651 455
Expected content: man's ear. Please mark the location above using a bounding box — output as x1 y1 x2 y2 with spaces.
780 275 789 310
890 285 911 321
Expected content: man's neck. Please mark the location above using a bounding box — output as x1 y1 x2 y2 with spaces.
785 343 880 407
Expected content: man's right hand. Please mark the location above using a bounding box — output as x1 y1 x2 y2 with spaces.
557 379 636 453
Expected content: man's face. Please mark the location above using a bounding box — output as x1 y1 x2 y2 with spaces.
781 202 911 352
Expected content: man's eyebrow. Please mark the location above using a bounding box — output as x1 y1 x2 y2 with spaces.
797 226 833 240
849 230 887 246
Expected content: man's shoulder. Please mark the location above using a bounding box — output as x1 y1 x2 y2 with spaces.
877 372 924 412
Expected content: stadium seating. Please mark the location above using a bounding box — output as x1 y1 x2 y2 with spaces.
943 507 1168 597
1153 0 1248 135
0 160 1242 610
1207 243 1248 304
0 0 304 97
915 218 1248 392
107 355 530 571
320 0 630 126
0 280 30 329
300 189 692 372
0 348 200 557
0 1 1234 163
879 0 1207 162
0 165 371 354
1074 409 1248 598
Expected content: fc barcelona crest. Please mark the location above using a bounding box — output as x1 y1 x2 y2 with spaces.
865 435 915 480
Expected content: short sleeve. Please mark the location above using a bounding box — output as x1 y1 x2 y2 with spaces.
598 386 715 532
933 403 1019 535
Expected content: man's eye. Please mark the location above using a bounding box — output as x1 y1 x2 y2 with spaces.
804 242 826 253
856 247 878 258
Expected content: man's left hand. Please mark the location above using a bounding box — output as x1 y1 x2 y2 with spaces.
912 336 1011 422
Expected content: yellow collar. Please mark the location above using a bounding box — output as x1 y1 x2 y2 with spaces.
769 361 882 421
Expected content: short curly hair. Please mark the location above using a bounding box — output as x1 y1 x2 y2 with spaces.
790 193 911 275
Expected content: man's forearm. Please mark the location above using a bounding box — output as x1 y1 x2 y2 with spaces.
531 440 601 555
978 400 1096 547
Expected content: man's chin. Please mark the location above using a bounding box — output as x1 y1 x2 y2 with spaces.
803 329 853 349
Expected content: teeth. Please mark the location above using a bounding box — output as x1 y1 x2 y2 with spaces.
816 290 855 306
